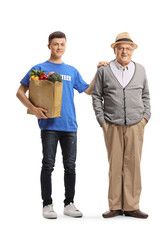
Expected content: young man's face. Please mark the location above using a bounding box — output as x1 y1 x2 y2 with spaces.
114 43 134 66
48 38 66 59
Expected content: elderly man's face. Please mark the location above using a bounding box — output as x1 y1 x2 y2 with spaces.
114 43 134 66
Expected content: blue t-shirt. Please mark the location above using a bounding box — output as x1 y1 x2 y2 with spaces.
20 61 89 132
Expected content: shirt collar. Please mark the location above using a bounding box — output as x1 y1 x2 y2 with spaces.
114 59 132 71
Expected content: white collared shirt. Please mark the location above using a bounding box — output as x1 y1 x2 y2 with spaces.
110 60 135 88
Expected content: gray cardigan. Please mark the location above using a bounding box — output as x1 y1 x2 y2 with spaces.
92 62 151 126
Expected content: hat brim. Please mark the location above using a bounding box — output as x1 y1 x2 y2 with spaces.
111 41 138 49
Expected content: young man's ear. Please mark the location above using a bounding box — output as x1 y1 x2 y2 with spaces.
48 44 51 50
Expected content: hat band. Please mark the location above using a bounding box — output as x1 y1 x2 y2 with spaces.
116 38 133 43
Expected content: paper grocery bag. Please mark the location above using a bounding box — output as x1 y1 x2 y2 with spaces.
27 79 63 118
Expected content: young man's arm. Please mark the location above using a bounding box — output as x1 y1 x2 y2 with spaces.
84 76 95 95
16 84 48 119
85 61 109 95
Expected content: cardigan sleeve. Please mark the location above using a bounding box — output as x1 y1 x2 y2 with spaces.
142 69 151 121
92 68 105 127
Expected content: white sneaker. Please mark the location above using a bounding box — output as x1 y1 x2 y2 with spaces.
43 204 57 219
64 203 83 217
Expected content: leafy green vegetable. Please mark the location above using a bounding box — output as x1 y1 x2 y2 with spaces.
30 69 45 77
47 72 62 82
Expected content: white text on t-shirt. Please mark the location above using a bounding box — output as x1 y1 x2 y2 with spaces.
61 75 71 81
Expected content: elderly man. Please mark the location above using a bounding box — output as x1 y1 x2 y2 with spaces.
92 32 151 219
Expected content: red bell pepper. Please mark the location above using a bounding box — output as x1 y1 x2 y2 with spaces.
39 72 48 80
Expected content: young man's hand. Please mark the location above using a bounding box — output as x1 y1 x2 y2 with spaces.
32 107 48 119
16 84 48 119
97 61 109 68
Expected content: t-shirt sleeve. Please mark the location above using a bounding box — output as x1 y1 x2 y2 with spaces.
20 66 40 87
74 70 89 93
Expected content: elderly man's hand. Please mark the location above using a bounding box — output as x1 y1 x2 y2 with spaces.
97 61 109 69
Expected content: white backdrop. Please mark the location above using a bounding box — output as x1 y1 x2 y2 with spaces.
1 0 160 239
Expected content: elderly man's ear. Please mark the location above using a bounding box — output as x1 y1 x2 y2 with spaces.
97 61 110 69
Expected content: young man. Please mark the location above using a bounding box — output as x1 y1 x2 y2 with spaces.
92 32 151 219
16 31 95 219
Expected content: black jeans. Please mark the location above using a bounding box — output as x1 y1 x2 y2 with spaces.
40 130 77 207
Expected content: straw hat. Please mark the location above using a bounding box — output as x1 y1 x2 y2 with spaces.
111 32 138 49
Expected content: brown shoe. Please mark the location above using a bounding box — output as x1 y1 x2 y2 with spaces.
124 209 148 219
102 210 123 218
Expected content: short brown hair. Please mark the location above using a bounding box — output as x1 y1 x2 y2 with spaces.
48 31 66 44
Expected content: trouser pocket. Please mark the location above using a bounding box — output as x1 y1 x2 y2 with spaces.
140 118 146 127
102 120 109 133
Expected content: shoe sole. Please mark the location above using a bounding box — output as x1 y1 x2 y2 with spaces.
102 212 124 218
64 213 83 218
102 213 123 218
124 213 148 219
43 214 57 219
